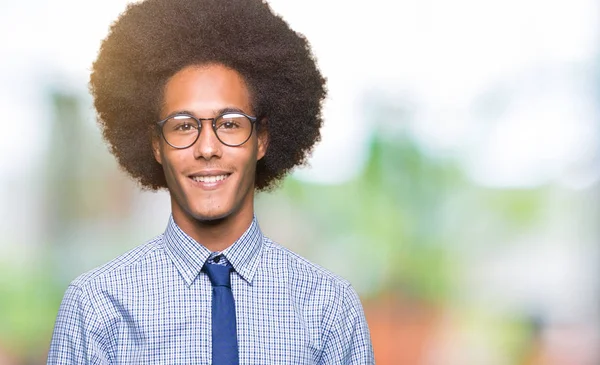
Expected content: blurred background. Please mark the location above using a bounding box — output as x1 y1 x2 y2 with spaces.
1 0 599 364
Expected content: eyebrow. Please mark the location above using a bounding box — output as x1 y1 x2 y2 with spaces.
165 107 247 119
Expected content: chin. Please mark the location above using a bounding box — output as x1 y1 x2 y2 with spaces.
195 216 227 226
190 207 233 224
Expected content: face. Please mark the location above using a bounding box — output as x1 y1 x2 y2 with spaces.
152 64 267 227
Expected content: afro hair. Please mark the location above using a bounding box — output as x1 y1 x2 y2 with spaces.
90 0 326 191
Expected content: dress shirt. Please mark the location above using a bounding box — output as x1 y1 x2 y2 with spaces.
47 216 374 364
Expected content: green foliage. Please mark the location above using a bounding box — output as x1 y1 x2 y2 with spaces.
479 189 547 229
0 258 63 359
279 135 465 302
280 130 548 306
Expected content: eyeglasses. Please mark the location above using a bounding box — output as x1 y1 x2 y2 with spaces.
156 111 258 149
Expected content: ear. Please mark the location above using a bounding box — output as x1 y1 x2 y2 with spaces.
152 133 163 165
256 127 269 161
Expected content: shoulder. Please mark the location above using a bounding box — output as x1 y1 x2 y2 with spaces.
260 236 373 359
260 236 361 308
262 236 351 287
70 234 166 290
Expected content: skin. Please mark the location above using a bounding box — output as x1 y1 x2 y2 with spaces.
152 63 268 252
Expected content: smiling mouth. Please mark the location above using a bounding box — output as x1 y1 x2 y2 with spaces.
190 174 230 183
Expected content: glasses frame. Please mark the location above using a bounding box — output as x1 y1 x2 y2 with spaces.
156 111 258 149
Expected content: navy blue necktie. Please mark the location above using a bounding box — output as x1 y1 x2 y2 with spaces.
204 260 239 365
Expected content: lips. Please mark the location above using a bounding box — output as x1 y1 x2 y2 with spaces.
188 171 232 187
191 174 229 183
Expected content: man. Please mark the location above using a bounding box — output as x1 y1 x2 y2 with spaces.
48 0 374 363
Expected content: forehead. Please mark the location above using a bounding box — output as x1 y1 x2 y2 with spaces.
162 63 252 116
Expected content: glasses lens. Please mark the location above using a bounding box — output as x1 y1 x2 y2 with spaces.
162 115 199 148
215 113 252 146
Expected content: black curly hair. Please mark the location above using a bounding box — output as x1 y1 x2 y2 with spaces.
90 0 326 191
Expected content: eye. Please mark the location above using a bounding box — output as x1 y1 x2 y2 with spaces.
175 122 197 131
220 120 240 129
168 116 198 133
216 114 244 130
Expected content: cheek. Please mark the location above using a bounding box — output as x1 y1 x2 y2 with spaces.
238 145 259 173
161 151 187 178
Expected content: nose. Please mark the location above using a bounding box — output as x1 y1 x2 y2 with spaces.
193 120 222 160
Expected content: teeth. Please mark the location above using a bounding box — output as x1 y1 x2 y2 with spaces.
192 174 228 183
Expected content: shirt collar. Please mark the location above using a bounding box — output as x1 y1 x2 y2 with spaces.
163 215 264 286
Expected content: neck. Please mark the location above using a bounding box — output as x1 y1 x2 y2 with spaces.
172 204 254 253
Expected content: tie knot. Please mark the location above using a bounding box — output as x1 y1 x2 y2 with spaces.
204 261 232 287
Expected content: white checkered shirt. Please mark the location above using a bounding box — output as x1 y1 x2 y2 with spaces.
47 216 374 364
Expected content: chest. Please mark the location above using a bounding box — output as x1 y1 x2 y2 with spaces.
104 274 323 364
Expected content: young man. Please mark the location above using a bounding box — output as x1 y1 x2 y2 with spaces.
47 0 374 363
